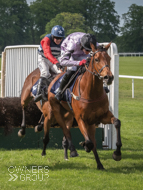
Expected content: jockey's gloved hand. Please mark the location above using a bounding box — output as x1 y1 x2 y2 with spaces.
56 62 63 70
79 59 86 66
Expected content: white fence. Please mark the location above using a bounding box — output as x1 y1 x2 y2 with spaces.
1 43 119 150
1 45 39 97
119 52 143 56
119 75 143 98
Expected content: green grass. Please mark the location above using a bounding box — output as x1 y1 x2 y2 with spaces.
119 56 143 76
0 56 143 190
119 57 143 100
0 149 143 190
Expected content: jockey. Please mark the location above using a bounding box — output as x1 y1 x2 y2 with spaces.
55 32 110 101
34 25 65 102
55 32 97 101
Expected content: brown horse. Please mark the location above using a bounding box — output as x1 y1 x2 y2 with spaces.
18 68 78 158
48 42 122 170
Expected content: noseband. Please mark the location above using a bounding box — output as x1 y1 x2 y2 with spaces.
85 50 109 79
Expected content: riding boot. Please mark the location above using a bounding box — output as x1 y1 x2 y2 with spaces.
55 70 75 101
34 77 46 102
41 75 56 101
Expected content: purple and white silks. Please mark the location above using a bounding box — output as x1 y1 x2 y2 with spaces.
59 32 98 71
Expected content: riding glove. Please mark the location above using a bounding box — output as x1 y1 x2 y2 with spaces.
56 62 63 70
79 59 86 66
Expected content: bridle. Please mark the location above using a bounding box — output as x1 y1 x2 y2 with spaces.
85 50 109 80
70 49 110 103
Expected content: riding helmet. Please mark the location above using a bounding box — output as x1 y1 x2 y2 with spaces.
51 25 65 38
81 33 97 51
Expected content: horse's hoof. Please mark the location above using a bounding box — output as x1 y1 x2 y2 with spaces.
35 125 39 133
97 164 105 170
84 140 94 153
41 152 46 156
70 151 79 157
112 152 122 161
35 124 43 133
35 125 41 133
18 129 25 138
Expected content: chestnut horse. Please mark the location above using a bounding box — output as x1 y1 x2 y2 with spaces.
18 68 78 158
48 42 122 170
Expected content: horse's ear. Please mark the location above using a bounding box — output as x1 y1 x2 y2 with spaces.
105 42 112 50
90 43 97 52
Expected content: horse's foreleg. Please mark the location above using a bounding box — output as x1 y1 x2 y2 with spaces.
19 90 33 138
101 111 122 161
76 118 94 152
18 107 26 137
77 118 104 169
88 125 104 170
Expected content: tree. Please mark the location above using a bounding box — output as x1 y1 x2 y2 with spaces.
30 0 120 43
30 0 61 43
41 12 93 38
59 0 120 42
93 0 120 42
118 4 143 52
0 0 31 51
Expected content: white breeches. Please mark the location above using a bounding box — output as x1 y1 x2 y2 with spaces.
38 54 61 79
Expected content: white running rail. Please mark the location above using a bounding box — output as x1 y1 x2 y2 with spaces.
119 52 143 56
119 75 143 98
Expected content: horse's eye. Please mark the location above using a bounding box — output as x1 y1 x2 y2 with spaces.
95 58 99 62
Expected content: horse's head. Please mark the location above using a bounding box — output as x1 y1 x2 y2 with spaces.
89 42 114 85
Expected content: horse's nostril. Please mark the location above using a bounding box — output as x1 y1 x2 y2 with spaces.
104 75 108 80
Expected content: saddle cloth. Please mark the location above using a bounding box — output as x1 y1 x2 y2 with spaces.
31 73 79 104
31 80 48 101
31 80 39 97
50 73 79 104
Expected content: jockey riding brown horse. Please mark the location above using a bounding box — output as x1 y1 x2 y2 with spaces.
47 42 122 170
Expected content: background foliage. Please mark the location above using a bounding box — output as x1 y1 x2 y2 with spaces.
41 12 93 38
0 0 143 52
114 4 143 52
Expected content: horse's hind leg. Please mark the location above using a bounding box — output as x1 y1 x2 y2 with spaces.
112 118 122 161
41 115 50 156
62 136 68 160
64 113 79 159
62 135 78 159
